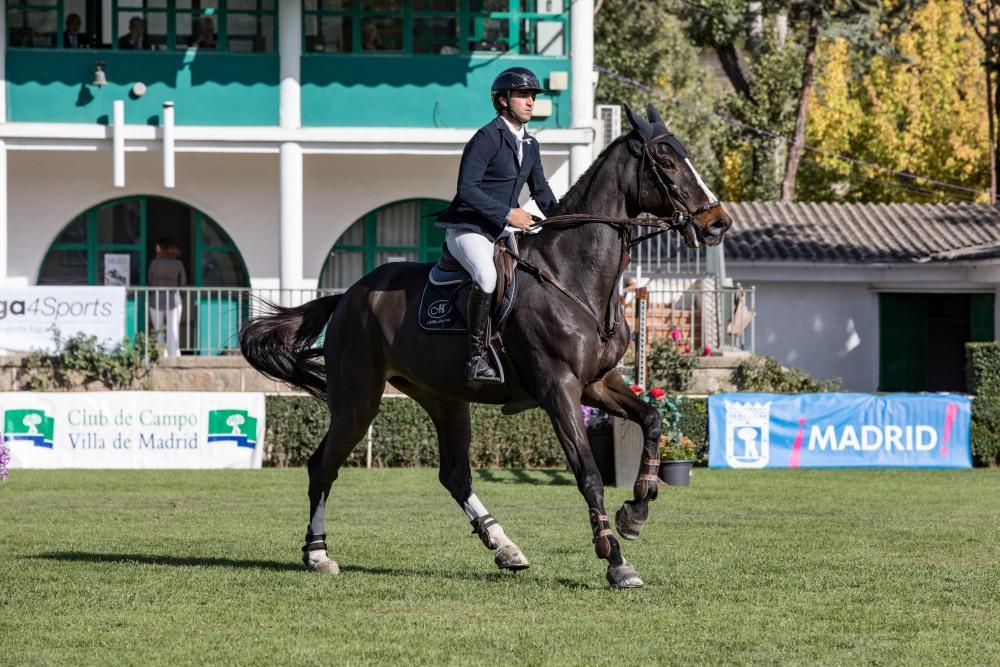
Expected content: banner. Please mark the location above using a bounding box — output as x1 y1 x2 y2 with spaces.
0 286 126 353
708 393 971 469
1 392 265 469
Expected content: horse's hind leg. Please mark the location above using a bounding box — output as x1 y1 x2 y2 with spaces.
411 393 529 571
303 390 382 574
582 370 663 541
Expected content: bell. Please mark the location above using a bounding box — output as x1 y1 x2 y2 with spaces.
92 62 107 87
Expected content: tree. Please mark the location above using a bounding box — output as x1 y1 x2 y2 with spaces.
799 0 989 203
594 0 725 189
680 0 927 201
963 0 1000 202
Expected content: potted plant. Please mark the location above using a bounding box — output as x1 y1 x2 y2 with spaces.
658 433 697 486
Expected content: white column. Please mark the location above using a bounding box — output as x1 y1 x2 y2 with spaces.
1 9 7 281
0 140 7 282
569 0 594 186
163 102 175 188
279 142 303 303
113 100 125 187
279 0 301 129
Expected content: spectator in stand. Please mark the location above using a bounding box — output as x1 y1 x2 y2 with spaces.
63 13 91 48
118 17 149 50
148 238 187 357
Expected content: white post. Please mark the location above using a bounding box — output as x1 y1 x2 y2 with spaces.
113 100 125 187
279 0 301 129
569 0 595 186
279 142 303 304
163 102 175 188
0 140 7 282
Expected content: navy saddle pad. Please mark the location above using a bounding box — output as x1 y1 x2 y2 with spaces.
418 245 517 333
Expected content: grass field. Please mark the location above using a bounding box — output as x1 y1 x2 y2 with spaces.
3 468 1000 666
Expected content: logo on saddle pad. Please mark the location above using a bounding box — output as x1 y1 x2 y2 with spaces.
3 409 55 449
427 300 452 319
724 401 771 468
207 409 258 449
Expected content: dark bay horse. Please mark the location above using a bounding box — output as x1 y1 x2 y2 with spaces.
240 105 733 588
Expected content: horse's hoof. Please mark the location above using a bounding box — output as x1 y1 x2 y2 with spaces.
606 561 644 589
495 544 529 571
304 554 341 575
615 503 643 541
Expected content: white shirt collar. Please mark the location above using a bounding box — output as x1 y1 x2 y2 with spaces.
500 115 526 140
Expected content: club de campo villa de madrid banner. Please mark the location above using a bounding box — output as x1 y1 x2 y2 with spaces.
1 392 265 469
709 393 971 469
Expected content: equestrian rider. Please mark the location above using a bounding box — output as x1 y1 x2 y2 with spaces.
436 67 559 385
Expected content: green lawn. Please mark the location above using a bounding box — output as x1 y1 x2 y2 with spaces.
2 468 1000 665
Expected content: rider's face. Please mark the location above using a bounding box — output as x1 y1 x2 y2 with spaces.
504 90 535 124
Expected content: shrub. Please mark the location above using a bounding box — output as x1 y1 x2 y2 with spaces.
966 342 1000 397
732 354 842 393
264 395 562 468
19 331 161 391
971 397 1000 467
646 335 699 392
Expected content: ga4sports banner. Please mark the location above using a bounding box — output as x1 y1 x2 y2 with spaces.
708 393 971 469
1 392 264 469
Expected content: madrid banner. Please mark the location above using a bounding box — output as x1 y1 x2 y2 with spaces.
1 392 264 469
0 286 126 353
708 393 971 469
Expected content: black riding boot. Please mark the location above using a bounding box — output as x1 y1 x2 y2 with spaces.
466 285 500 385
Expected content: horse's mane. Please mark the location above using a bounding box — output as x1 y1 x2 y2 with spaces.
552 133 632 216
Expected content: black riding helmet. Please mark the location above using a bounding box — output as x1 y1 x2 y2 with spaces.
491 67 543 114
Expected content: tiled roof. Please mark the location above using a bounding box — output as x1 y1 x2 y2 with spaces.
723 202 1000 263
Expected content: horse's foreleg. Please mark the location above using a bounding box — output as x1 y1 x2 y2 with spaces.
583 370 663 541
414 394 528 571
541 376 643 589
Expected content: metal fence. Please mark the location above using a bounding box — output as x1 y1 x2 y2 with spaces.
126 287 343 357
624 283 756 355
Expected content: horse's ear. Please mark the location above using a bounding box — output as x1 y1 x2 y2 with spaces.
646 104 667 131
624 104 652 141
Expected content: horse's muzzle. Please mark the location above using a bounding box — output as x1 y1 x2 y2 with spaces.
691 209 733 248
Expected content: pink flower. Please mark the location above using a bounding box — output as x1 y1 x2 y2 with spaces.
629 384 643 396
649 386 666 401
703 346 712 356
670 329 682 340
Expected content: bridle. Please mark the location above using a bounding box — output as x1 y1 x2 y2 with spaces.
501 129 726 346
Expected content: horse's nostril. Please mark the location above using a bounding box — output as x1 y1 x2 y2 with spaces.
708 218 730 235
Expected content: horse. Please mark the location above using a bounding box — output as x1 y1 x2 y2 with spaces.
239 104 734 588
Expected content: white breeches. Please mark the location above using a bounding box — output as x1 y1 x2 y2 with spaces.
151 301 183 357
445 229 497 293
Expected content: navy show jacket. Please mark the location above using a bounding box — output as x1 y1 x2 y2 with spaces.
436 117 558 240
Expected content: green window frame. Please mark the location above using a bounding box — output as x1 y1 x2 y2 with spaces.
319 198 448 289
302 0 568 56
6 0 277 52
38 195 248 288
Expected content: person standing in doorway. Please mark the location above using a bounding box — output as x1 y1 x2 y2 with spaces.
148 239 187 357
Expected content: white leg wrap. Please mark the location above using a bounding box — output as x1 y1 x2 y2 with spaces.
463 494 514 550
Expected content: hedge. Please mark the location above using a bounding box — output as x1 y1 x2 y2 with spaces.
264 394 710 468
967 343 1000 466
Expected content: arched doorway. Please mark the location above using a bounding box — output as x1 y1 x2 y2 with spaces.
319 198 448 289
38 196 249 354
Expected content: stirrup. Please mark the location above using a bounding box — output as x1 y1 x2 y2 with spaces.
467 355 502 384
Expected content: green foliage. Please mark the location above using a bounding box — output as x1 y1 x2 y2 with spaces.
971 397 1000 467
264 395 563 468
19 330 161 391
594 0 724 190
732 354 843 393
677 395 709 460
646 338 699 392
659 433 699 461
966 342 1000 397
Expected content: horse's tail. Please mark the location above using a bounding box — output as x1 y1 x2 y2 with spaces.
238 294 343 402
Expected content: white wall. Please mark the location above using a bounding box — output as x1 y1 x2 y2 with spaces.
736 280 879 391
8 150 570 287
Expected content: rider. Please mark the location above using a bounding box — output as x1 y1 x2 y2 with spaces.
436 67 559 385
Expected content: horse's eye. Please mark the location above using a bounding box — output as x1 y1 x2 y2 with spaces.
662 159 675 170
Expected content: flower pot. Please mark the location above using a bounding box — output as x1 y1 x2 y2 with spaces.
658 460 693 487
586 424 615 486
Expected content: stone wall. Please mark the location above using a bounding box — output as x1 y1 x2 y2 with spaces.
0 355 742 393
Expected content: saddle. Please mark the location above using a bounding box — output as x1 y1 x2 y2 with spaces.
418 234 519 334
